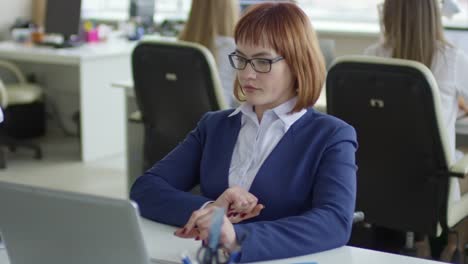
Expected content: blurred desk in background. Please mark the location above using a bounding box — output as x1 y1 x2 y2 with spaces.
0 40 136 162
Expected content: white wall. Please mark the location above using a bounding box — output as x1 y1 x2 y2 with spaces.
319 29 468 59
0 0 32 40
319 32 379 57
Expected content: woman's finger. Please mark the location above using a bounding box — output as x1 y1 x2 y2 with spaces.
174 227 199 238
229 204 265 223
184 207 213 235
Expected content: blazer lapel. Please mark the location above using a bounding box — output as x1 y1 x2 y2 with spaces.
218 114 242 188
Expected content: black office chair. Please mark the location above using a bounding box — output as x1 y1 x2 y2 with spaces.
0 60 43 168
132 39 228 171
326 55 468 261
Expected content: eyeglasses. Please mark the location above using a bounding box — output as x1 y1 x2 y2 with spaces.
196 243 240 264
228 52 284 73
195 207 241 264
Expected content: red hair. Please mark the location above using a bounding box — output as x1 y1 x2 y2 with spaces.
233 2 326 112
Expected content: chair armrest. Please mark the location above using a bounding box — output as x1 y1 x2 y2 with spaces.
128 110 142 123
0 79 9 108
450 154 468 177
353 211 365 224
0 60 27 84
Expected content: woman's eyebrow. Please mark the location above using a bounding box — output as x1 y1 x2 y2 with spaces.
234 49 247 56
252 52 273 57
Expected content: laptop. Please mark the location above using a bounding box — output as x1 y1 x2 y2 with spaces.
0 181 178 264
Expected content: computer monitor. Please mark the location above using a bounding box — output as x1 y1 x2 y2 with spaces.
44 0 82 44
129 0 155 29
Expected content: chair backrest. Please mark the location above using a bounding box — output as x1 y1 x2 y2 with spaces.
0 60 29 108
326 55 452 236
132 39 228 170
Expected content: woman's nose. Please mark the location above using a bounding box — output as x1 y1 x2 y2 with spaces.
239 62 257 80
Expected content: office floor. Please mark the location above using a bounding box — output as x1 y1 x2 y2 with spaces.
0 132 127 199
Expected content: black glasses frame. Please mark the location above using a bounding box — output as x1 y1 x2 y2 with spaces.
228 52 284 73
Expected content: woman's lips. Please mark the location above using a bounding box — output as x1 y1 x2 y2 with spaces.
243 85 259 93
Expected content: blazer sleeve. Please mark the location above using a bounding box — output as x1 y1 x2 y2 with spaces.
233 125 358 263
130 114 212 227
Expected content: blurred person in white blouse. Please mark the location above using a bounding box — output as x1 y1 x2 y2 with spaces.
364 0 468 260
365 0 468 170
179 0 239 107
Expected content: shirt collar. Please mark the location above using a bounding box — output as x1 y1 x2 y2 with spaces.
228 97 306 130
272 97 307 130
228 103 247 118
228 102 258 124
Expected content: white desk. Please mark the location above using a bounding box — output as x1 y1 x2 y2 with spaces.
140 219 445 264
0 40 136 162
0 217 445 264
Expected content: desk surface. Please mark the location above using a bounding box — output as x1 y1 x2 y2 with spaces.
112 79 134 90
139 218 444 264
0 217 445 264
0 40 136 65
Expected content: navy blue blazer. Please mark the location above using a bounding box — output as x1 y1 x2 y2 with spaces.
130 108 357 262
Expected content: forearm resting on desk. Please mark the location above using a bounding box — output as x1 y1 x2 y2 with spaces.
131 175 211 227
232 206 353 263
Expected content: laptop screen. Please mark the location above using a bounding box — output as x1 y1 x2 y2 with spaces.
0 182 152 264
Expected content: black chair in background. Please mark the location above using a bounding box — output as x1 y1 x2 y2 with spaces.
326 55 468 262
0 60 44 168
132 39 228 172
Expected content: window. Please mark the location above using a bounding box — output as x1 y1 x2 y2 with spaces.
443 0 468 29
81 0 468 30
297 0 380 23
82 0 191 23
154 0 191 23
295 0 381 34
82 0 130 20
297 0 468 29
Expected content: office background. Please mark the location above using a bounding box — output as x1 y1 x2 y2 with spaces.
0 0 30 40
0 1 466 263
0 0 377 57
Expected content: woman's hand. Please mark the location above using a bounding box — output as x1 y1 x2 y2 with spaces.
174 206 238 250
207 186 264 223
225 203 264 224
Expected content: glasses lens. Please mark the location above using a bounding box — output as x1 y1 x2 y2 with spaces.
252 59 271 73
230 55 246 69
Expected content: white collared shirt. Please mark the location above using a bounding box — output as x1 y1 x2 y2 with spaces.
227 97 307 190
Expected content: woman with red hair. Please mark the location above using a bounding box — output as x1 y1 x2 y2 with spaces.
131 2 357 262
